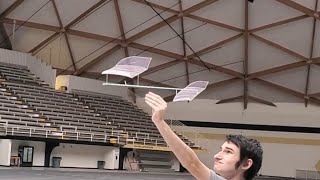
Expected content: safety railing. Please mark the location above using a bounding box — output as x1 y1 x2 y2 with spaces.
125 135 166 147
0 122 125 144
296 170 320 180
166 119 208 150
123 120 208 149
60 125 77 132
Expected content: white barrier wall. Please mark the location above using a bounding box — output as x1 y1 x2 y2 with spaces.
104 148 120 169
51 143 119 169
11 140 45 167
26 55 56 88
0 139 12 166
0 48 26 66
55 75 70 91
136 97 320 128
0 48 56 88
55 75 129 99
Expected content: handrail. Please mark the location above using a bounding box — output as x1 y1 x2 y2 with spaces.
0 125 127 144
60 125 77 132
296 169 319 180
167 119 208 150
126 156 133 171
135 132 149 139
0 120 8 126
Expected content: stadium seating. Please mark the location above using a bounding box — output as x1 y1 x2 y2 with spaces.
0 62 197 149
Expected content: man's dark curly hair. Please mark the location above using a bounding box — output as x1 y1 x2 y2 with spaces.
226 134 263 180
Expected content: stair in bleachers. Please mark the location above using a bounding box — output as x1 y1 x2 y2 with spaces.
135 149 175 173
0 84 53 129
0 63 48 86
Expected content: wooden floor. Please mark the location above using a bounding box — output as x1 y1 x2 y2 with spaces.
0 167 293 180
0 167 195 180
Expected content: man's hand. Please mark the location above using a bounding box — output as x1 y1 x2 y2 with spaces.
145 92 167 123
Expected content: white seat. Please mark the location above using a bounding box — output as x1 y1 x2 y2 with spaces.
173 81 209 102
102 56 152 78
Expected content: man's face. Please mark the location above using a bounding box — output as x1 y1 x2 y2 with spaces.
213 141 241 179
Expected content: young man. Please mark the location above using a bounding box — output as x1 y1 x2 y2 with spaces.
145 92 263 180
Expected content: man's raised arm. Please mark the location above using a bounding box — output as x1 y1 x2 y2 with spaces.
145 92 210 180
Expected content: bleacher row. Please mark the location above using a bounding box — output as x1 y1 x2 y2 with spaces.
0 62 196 148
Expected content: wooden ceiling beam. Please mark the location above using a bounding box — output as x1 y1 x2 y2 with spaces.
304 0 318 107
64 34 77 71
129 44 245 79
126 0 219 44
126 15 179 44
29 0 108 55
141 60 182 77
1 18 62 32
188 58 244 78
129 42 184 59
65 0 107 29
187 33 243 59
52 0 77 71
1 17 243 79
0 0 24 20
113 0 133 88
275 0 320 20
251 33 309 61
312 57 320 63
186 14 244 32
248 96 276 107
178 0 190 85
73 45 122 76
3 0 222 76
114 0 129 57
28 32 60 54
66 29 122 44
183 0 219 15
309 97 320 105
216 95 277 107
52 0 63 27
250 15 309 33
207 78 241 89
131 0 178 14
65 0 221 75
65 33 241 78
252 78 320 106
247 61 307 80
310 92 320 97
243 0 249 109
0 0 24 49
216 95 243 104
253 78 304 98
131 0 244 32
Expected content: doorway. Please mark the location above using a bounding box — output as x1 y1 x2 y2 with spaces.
18 146 34 167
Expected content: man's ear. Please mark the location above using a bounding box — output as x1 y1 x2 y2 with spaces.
241 159 253 171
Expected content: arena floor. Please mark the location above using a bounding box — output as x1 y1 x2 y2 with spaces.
0 167 194 180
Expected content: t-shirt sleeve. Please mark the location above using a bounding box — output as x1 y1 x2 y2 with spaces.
209 170 226 180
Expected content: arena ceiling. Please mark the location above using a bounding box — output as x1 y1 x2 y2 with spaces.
0 0 320 109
